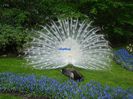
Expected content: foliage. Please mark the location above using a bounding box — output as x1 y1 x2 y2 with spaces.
0 24 31 55
0 0 133 54
0 8 30 27
0 72 133 98
79 0 133 44
0 0 85 27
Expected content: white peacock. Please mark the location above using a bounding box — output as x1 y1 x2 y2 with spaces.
25 18 112 70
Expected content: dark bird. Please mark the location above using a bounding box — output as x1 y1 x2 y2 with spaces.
61 68 84 81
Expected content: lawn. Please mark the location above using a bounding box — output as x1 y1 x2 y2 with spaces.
0 94 22 99
0 57 133 89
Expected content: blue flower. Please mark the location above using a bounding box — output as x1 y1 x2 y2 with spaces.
0 72 133 99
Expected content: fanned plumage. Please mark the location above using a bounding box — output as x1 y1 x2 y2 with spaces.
25 18 112 70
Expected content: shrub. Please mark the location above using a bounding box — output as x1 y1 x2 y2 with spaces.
0 24 31 55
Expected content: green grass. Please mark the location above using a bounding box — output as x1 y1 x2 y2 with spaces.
0 57 133 89
0 94 22 99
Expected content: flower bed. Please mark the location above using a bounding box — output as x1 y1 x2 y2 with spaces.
114 48 133 71
0 72 133 99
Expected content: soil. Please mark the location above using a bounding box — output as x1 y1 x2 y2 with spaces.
0 91 50 99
